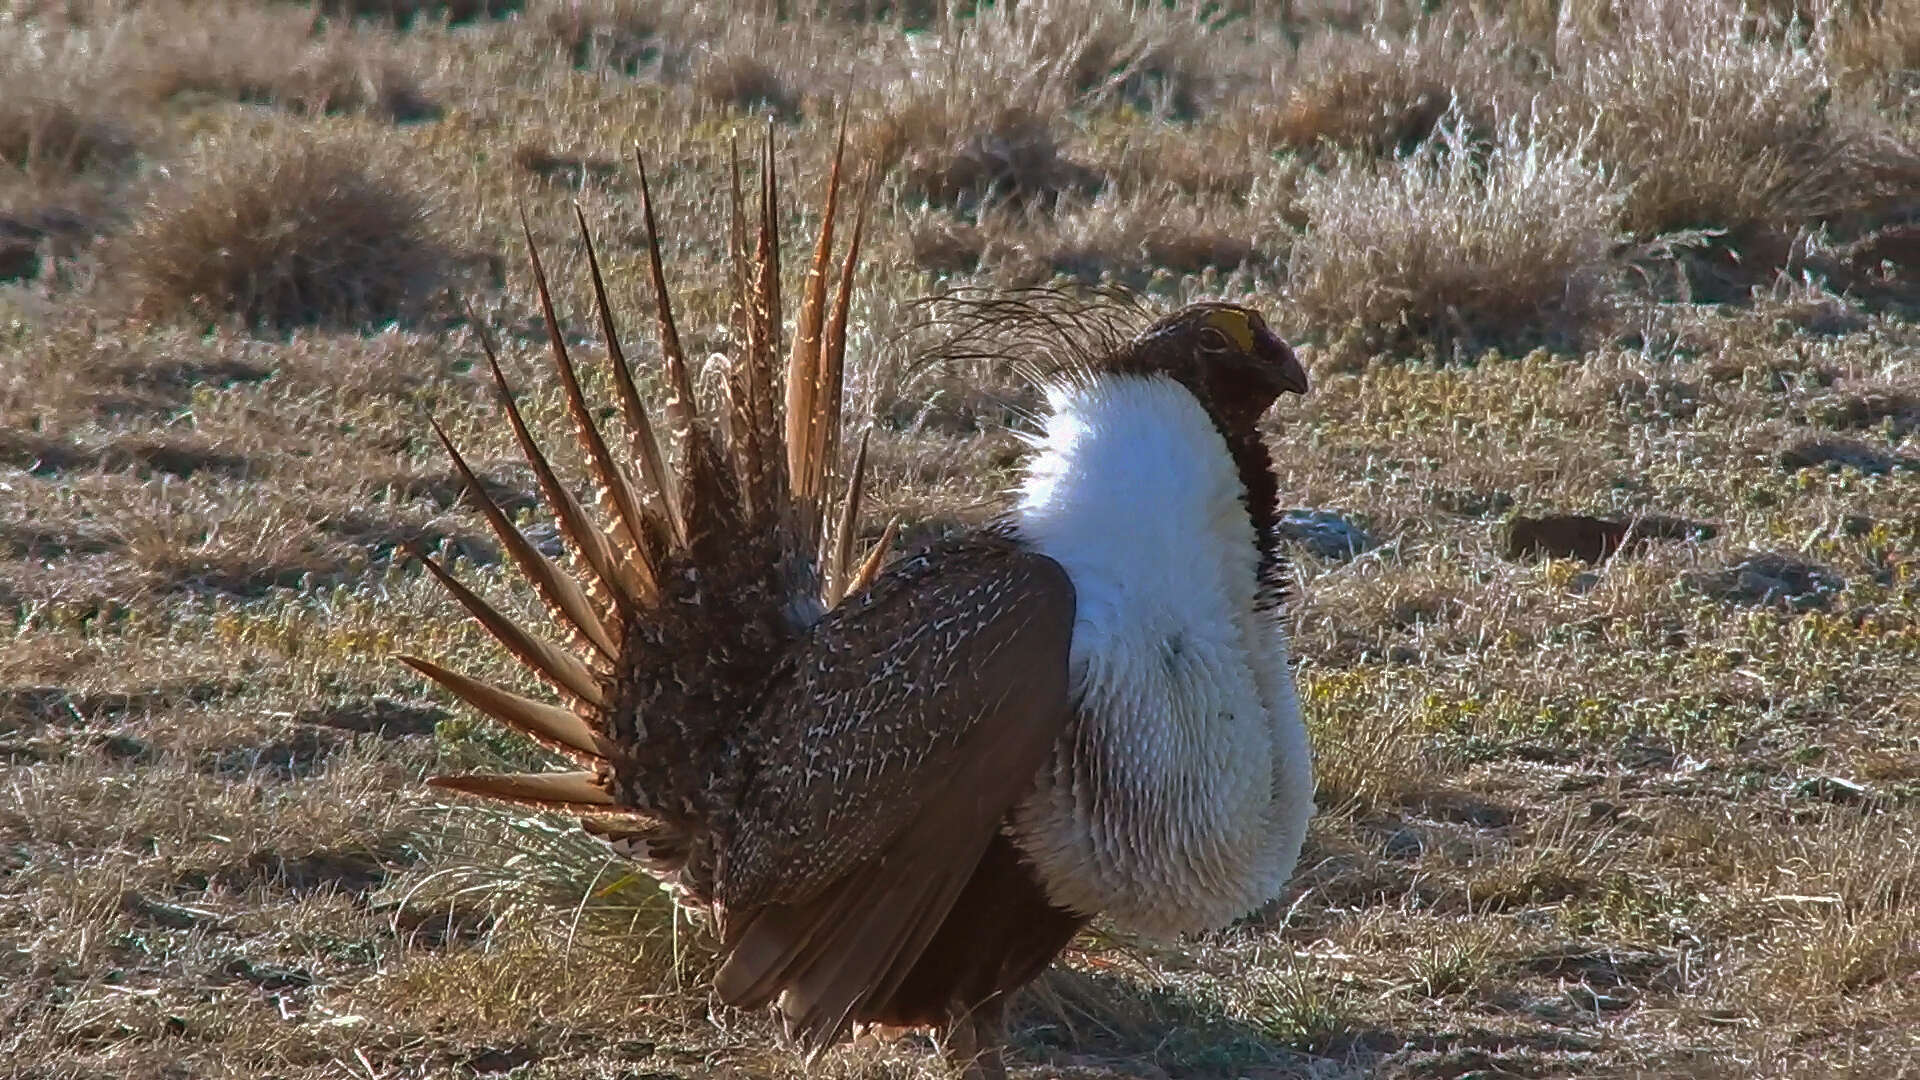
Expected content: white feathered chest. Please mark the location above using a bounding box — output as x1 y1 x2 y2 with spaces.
1008 375 1315 937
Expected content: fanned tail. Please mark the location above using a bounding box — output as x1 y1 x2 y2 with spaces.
401 126 882 903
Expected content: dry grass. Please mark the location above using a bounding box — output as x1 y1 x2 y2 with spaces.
1825 0 1920 94
0 34 140 280
1539 0 1920 296
1285 119 1628 360
2 0 1918 1076
534 0 692 76
874 103 1103 215
0 94 134 180
111 141 444 329
1260 21 1518 160
107 1 437 121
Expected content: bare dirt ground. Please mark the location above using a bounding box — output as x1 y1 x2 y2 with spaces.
2 1 1918 1076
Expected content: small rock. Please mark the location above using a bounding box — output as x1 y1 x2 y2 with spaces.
1778 438 1908 475
523 522 564 558
1505 513 1712 563
1689 552 1844 611
1792 776 1869 804
1275 508 1376 560
98 734 152 762
1568 571 1601 594
1382 827 1426 860
220 957 314 991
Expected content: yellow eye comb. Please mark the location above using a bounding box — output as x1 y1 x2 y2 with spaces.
1203 308 1255 352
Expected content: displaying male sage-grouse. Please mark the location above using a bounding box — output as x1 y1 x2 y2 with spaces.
404 132 1314 1078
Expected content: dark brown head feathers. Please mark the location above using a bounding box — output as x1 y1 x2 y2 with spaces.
1119 302 1307 436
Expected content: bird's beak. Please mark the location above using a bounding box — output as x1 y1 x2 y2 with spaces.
1259 330 1309 397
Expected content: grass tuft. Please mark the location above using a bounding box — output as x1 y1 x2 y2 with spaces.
1286 117 1627 361
115 6 437 122
1545 0 1920 293
696 51 803 121
1265 24 1512 160
112 142 443 329
878 104 1102 215
0 94 134 179
536 0 688 75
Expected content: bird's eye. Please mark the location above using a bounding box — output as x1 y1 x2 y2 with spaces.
1198 326 1233 353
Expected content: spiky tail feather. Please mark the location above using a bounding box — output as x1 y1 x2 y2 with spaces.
404 125 888 906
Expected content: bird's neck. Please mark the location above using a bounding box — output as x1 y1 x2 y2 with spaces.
1013 373 1282 608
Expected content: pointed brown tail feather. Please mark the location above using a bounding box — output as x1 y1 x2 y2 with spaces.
426 418 616 661
522 208 662 599
425 770 625 814
575 198 682 546
785 121 847 523
410 132 882 874
849 518 899 597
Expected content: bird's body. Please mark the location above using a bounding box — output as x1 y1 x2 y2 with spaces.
1011 376 1314 938
400 137 1314 1077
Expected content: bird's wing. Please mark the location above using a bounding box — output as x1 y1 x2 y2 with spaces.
711 532 1077 1048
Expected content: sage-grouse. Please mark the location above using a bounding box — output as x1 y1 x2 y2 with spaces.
404 133 1314 1078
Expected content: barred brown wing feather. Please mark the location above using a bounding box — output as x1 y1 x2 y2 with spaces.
710 538 1076 1048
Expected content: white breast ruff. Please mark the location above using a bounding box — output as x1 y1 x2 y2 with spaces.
1009 375 1314 937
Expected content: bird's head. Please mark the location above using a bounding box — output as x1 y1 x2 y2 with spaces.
1121 303 1307 436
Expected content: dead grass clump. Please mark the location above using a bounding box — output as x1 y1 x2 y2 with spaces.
536 0 686 76
1822 0 1920 96
0 94 134 179
114 143 442 330
0 55 136 280
949 0 1224 118
695 52 802 121
1286 119 1626 360
310 0 521 26
1546 0 1920 291
1264 27 1517 160
114 6 437 122
876 104 1103 214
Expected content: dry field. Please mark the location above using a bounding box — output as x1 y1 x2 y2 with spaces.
4 0 1919 1076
